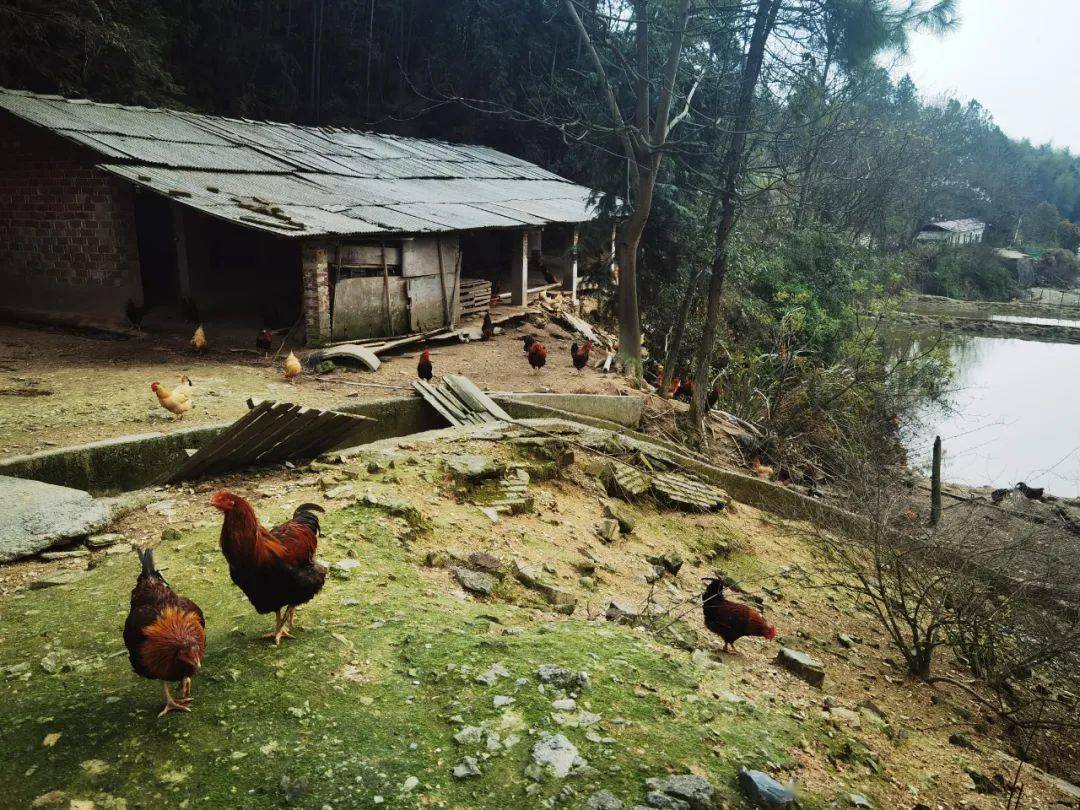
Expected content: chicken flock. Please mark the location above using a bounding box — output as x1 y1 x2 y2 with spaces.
126 483 776 716
126 313 778 716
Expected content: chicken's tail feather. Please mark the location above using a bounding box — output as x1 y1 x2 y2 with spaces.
138 546 156 576
292 502 326 535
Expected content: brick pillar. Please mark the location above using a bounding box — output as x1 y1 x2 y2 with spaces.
302 243 332 345
510 230 528 306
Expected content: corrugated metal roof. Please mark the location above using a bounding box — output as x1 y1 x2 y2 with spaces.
0 87 601 238
925 218 985 232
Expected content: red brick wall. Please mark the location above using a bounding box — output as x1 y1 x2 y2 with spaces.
0 114 141 319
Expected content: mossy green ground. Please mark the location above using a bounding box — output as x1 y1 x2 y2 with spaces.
0 506 834 809
2 435 924 809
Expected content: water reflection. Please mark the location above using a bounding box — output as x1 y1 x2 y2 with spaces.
890 327 1080 495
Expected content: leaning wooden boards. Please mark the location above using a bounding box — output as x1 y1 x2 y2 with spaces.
164 400 374 482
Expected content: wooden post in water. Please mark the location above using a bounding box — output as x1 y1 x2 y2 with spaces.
930 435 942 526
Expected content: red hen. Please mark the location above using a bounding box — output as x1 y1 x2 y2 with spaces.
571 340 591 372
123 548 205 717
527 340 547 372
212 491 326 646
702 577 777 651
417 349 433 381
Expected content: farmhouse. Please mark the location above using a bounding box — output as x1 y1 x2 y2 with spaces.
915 218 986 246
0 88 603 344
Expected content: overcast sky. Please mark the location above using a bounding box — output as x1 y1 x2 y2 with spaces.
895 0 1080 153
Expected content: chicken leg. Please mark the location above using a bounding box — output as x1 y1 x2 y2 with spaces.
261 608 295 646
158 682 192 717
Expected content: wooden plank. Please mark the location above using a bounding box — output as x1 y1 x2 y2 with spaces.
194 404 303 477
165 402 275 481
422 382 473 424
444 374 512 421
282 413 360 460
412 380 464 426
252 406 326 463
223 403 307 466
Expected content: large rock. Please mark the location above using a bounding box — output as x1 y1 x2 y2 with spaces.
443 454 505 483
0 475 110 562
775 647 825 688
452 567 498 596
530 733 584 778
537 664 589 690
737 769 796 808
644 775 713 810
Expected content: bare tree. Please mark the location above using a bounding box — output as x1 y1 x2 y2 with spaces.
562 0 695 375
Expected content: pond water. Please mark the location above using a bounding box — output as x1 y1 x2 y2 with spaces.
897 329 1080 495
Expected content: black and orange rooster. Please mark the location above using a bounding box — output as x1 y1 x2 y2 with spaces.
256 329 274 358
123 548 206 717
571 340 591 373
522 335 537 353
417 349 433 381
702 576 777 652
667 376 681 398
212 492 327 646
674 378 695 403
527 340 547 373
481 313 495 341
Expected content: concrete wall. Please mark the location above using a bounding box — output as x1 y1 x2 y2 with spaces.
403 235 460 331
0 115 141 321
0 396 442 495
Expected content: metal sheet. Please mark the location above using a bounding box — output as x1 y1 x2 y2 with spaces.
2 87 601 237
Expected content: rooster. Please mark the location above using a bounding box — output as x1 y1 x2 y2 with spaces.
1016 482 1045 501
522 335 537 353
571 340 591 372
668 376 681 398
527 340 547 373
123 548 205 717
707 384 720 411
212 492 327 646
417 349 433 381
190 325 206 353
284 351 302 384
675 379 695 403
125 299 147 332
256 329 274 358
702 577 777 652
481 313 495 341
151 376 193 420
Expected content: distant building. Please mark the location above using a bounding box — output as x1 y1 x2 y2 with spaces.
916 218 986 246
994 248 1034 286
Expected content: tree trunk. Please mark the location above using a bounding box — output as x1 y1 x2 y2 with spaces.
615 219 645 376
616 160 658 377
690 0 781 423
659 268 703 397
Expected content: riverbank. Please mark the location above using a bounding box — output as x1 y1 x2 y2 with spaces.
890 294 1080 343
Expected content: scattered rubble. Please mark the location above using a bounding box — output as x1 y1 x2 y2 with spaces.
776 647 825 688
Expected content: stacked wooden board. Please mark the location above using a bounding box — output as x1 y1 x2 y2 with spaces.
459 278 492 317
412 373 513 428
164 400 374 483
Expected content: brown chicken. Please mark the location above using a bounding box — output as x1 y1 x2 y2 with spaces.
417 349 433 381
256 329 274 357
190 324 206 353
481 313 495 341
212 491 326 645
527 341 547 372
283 351 302 384
571 340 591 372
702 577 777 651
123 548 205 717
151 376 193 420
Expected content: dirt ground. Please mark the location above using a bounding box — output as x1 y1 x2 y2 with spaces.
1 425 1076 806
0 315 635 457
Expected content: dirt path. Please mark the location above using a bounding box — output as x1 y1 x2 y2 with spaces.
0 317 633 457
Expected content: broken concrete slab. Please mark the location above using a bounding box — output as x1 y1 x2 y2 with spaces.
776 647 825 688
443 454 506 483
0 475 111 562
